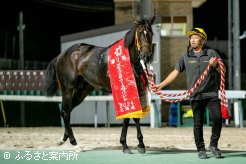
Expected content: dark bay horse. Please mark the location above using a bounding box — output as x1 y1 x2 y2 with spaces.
45 16 155 153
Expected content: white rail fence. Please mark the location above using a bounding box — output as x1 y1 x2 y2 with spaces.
1 90 245 128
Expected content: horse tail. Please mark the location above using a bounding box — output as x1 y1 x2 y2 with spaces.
45 57 58 96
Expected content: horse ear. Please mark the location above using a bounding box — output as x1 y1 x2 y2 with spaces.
150 16 155 24
132 17 139 25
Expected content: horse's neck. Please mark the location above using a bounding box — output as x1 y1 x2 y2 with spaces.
128 44 138 64
129 47 143 77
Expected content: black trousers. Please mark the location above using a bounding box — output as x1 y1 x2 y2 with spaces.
191 97 222 151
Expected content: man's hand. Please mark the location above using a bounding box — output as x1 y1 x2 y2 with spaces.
155 69 180 91
209 57 218 68
155 83 164 91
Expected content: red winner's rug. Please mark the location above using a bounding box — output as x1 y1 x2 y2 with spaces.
108 39 150 120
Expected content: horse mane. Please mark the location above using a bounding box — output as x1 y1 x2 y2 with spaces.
124 24 137 48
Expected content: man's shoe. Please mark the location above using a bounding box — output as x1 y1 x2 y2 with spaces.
198 150 208 159
208 145 222 158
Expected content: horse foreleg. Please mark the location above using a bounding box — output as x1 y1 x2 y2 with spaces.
120 118 133 154
133 118 146 154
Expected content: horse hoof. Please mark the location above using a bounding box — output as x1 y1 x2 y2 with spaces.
58 137 66 145
74 145 84 152
137 147 146 154
123 148 133 154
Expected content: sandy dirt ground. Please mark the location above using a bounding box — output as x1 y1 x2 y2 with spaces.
0 126 245 151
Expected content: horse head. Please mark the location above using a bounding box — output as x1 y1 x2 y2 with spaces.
124 16 155 64
133 16 155 63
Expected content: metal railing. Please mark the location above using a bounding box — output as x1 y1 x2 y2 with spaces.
0 58 48 70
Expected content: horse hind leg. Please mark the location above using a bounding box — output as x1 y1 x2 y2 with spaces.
59 87 83 151
58 128 68 145
120 118 133 154
60 82 94 152
133 118 146 154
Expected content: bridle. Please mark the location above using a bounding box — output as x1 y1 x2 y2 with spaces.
135 25 153 61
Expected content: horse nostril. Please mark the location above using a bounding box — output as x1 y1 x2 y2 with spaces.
145 53 153 63
147 53 151 58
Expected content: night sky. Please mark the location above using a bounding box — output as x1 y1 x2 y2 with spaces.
194 0 246 40
0 0 114 62
193 0 246 73
0 0 245 66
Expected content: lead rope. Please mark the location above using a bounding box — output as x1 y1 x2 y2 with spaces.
140 57 230 119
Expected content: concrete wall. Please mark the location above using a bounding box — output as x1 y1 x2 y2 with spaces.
114 0 198 123
114 0 194 90
60 24 161 125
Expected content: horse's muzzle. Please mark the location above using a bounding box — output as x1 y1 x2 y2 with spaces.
142 52 153 64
